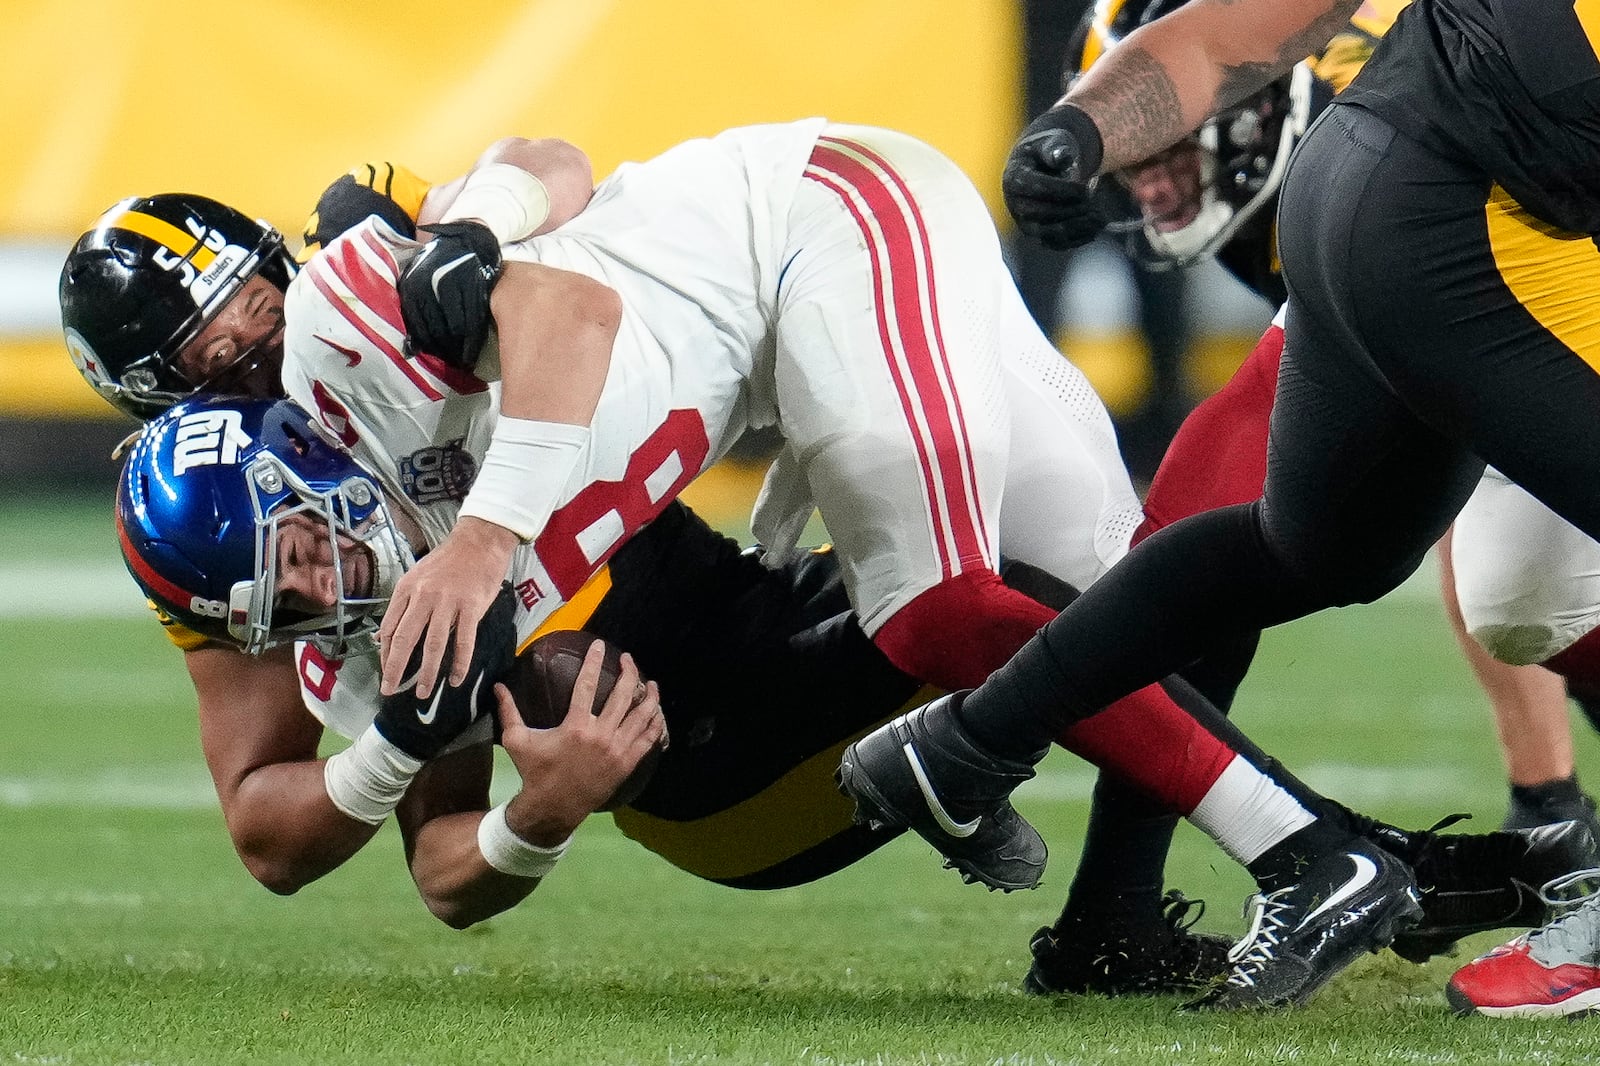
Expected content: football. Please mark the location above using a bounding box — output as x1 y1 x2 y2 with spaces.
503 629 665 809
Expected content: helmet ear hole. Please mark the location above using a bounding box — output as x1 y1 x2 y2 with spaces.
280 422 314 458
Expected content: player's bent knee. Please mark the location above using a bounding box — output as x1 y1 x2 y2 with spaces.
1471 622 1569 667
1277 543 1425 610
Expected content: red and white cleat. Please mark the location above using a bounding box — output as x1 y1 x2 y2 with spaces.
1447 870 1600 1018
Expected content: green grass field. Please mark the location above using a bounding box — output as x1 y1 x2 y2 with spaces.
8 488 1600 1065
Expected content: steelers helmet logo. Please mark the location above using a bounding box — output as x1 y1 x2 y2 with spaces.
64 328 110 386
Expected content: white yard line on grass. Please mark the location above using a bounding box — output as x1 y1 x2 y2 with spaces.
0 767 216 809
1021 759 1471 805
10 553 1444 620
0 762 1468 812
0 562 147 618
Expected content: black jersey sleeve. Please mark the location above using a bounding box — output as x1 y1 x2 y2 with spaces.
298 162 433 263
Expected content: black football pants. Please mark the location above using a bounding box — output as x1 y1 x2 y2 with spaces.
966 102 1600 756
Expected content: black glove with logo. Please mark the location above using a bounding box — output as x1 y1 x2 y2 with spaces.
399 220 503 370
1002 104 1109 251
373 582 519 761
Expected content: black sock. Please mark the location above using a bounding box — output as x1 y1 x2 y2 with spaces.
1056 773 1179 932
1245 819 1358 894
1511 775 1584 810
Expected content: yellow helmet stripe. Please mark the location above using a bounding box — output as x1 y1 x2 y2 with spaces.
100 208 217 272
1079 0 1131 72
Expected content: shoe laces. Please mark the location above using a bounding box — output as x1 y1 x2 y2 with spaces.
1527 868 1600 963
1220 889 1295 989
1398 813 1472 861
1160 890 1207 934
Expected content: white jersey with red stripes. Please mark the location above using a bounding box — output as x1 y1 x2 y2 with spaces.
281 120 1140 636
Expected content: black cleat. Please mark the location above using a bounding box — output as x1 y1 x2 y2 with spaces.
1184 839 1422 1010
1023 891 1233 996
1362 817 1599 963
836 693 1047 891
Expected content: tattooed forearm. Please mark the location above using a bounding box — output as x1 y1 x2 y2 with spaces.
1215 60 1286 111
1294 4 1366 62
1223 3 1361 100
1062 0 1356 174
1067 47 1185 174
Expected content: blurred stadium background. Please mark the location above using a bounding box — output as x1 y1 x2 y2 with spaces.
0 0 1269 492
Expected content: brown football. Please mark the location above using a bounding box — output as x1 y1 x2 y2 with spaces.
502 629 665 810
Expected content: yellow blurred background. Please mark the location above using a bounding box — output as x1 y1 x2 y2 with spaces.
2 0 1267 470
4 0 1022 236
4 0 1026 419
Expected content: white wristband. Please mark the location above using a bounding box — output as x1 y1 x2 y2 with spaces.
440 163 551 244
477 801 572 879
459 416 590 541
323 725 424 826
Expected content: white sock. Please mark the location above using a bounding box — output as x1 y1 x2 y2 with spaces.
1188 754 1317 865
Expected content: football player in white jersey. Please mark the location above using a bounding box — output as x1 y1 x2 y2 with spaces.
59 162 927 914
73 138 1580 1002
278 121 1598 1011
283 121 1345 905
62 161 1240 990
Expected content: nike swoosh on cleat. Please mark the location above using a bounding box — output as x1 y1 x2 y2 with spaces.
417 681 447 725
902 743 981 838
1297 853 1379 929
430 253 477 300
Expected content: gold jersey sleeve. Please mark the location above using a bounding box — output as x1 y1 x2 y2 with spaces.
298 162 433 264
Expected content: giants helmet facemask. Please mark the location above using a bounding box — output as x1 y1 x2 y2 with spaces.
116 397 413 656
60 194 297 420
1066 0 1320 268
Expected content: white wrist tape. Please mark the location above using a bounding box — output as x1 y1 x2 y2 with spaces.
440 163 552 244
477 801 572 879
323 726 424 826
459 417 590 541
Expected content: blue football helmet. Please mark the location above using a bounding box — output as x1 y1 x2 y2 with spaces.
117 396 413 655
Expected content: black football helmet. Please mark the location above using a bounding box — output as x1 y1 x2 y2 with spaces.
1065 0 1319 268
59 193 298 420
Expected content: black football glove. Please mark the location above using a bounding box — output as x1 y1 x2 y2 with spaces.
373 582 518 761
399 220 503 370
1002 104 1109 251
